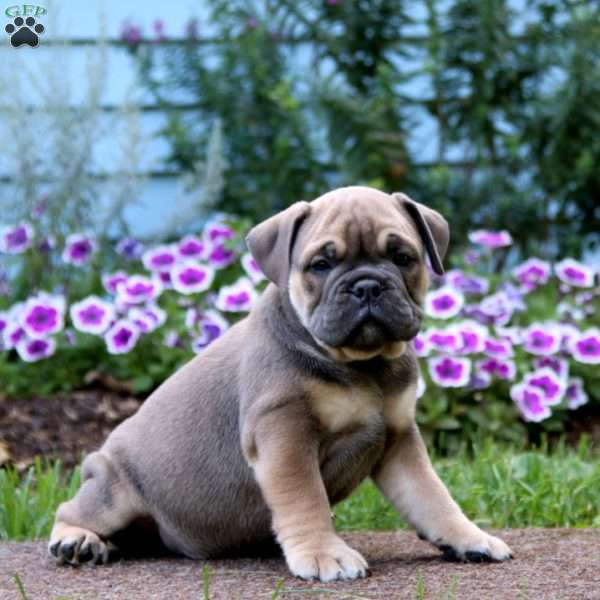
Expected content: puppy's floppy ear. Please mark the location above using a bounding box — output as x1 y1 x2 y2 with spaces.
392 192 449 275
245 201 312 287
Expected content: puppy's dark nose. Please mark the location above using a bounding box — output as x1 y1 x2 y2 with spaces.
351 279 383 303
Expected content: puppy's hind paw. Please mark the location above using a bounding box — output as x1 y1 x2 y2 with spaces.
48 523 116 566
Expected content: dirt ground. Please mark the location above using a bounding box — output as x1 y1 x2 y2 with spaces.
1 529 599 600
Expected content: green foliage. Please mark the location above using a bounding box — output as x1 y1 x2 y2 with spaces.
2 440 597 541
0 460 80 541
334 437 600 531
129 0 600 257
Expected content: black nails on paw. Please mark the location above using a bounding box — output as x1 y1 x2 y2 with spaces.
61 542 76 561
78 545 94 562
439 544 460 561
4 16 44 47
49 542 60 557
465 550 492 563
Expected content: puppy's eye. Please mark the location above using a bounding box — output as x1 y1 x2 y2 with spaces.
310 258 332 274
393 252 414 267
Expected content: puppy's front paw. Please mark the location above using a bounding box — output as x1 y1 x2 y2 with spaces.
48 522 115 566
286 535 369 582
430 524 513 563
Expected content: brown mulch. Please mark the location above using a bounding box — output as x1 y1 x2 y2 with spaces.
0 529 599 600
0 390 142 470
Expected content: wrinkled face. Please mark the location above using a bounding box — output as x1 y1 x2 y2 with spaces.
288 193 430 361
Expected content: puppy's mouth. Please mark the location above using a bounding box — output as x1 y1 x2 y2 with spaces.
344 308 391 351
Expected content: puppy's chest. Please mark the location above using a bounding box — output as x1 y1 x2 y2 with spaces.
309 380 417 434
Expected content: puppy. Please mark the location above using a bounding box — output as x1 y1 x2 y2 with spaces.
49 186 512 581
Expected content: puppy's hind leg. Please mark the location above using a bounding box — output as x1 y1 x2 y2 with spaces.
49 451 145 566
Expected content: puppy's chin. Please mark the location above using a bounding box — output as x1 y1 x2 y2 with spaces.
314 336 407 363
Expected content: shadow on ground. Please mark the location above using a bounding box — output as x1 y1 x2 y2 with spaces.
2 529 599 599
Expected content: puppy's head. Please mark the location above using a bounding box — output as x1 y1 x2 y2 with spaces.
246 186 448 362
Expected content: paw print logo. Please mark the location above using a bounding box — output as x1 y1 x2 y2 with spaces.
5 16 45 48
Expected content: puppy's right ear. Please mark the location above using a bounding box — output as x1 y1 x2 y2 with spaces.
245 201 311 288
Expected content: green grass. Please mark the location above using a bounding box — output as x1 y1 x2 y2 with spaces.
1 439 598 541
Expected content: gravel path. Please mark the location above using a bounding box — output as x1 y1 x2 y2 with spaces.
2 529 599 599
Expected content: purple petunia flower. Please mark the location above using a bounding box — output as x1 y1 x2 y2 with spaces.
70 296 115 335
428 356 471 387
469 369 492 389
208 244 236 269
116 237 145 260
445 270 489 295
453 320 488 355
215 277 258 312
570 328 600 364
16 337 56 362
425 286 464 319
177 235 207 261
555 259 595 288
0 223 34 254
142 304 167 331
522 324 561 356
191 310 230 353
477 358 516 381
104 319 140 354
468 229 513 248
3 321 26 350
116 275 163 305
163 329 182 348
565 377 588 410
412 333 431 357
142 244 178 272
425 327 462 354
532 356 569 380
479 292 515 326
171 261 215 295
512 258 551 287
241 252 266 284
62 233 97 266
102 271 128 295
205 221 235 243
20 296 65 339
557 323 580 351
524 367 565 406
484 337 514 359
510 383 552 423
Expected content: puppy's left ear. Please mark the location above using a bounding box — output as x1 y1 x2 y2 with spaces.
392 192 449 275
246 201 312 288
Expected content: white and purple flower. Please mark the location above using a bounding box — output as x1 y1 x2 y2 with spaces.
565 377 588 410
177 235 207 260
3 321 26 350
570 328 600 364
425 286 464 319
104 319 140 354
0 223 34 254
425 327 461 354
16 337 56 362
484 337 514 359
524 367 565 406
241 252 266 284
510 383 552 423
191 310 230 353
70 296 115 335
62 233 97 266
116 237 145 260
20 296 65 339
512 258 551 287
532 356 569 380
555 259 595 288
208 244 236 269
428 356 471 388
215 277 258 312
171 261 215 295
102 271 128 295
477 358 516 381
116 275 163 305
205 221 235 243
453 320 488 354
468 229 513 248
142 244 178 272
522 323 561 356
412 333 431 357
445 270 489 295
